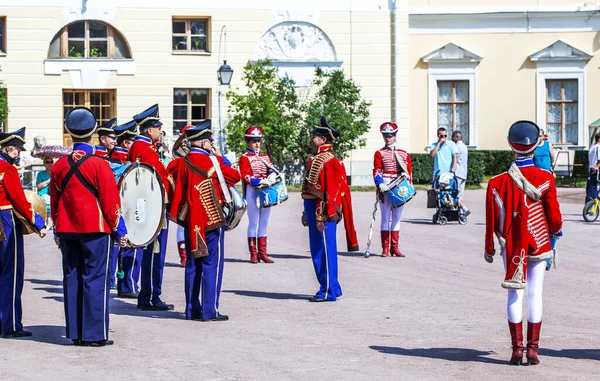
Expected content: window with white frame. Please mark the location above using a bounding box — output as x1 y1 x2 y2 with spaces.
546 79 578 144
437 80 470 145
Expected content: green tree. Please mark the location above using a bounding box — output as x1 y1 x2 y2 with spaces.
225 60 301 169
301 67 372 160
0 73 7 131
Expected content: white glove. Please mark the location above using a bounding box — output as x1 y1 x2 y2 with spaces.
378 183 389 192
259 179 270 186
266 172 278 184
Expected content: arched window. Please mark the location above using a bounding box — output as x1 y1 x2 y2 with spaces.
48 20 131 59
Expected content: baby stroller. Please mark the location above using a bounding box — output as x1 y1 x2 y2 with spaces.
432 171 467 225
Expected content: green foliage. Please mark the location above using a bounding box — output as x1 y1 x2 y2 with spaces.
225 61 372 171
303 67 372 160
409 154 434 184
68 46 83 57
0 73 7 130
410 151 492 186
480 150 515 176
466 152 485 185
225 60 302 169
574 150 588 177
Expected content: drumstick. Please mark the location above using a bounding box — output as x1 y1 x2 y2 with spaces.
116 247 125 280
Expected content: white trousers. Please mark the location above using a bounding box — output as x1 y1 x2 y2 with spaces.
504 252 546 324
379 177 404 231
245 186 271 238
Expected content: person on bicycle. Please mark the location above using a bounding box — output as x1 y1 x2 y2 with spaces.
586 132 600 204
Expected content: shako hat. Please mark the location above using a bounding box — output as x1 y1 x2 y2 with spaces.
0 127 27 151
508 120 541 154
64 107 97 139
311 116 341 142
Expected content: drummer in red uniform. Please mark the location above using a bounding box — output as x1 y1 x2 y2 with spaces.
109 120 137 163
0 127 47 338
94 118 117 157
373 122 413 257
51 107 127 346
168 120 240 321
110 120 141 299
239 126 276 264
485 120 563 365
128 104 173 311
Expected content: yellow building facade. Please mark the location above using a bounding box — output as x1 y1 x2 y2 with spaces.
1 1 600 184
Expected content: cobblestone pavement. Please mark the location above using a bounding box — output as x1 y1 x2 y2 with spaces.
2 188 599 380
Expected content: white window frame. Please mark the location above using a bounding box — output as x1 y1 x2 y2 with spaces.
535 62 585 147
427 63 477 148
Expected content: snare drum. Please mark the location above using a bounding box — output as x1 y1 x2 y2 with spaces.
383 176 416 208
112 162 166 248
256 178 288 208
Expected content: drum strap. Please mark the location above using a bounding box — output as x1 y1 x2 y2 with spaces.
393 150 409 176
257 155 279 175
62 155 99 199
209 155 233 204
183 156 209 178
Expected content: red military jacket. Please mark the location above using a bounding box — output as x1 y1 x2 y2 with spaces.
486 157 562 261
94 145 109 157
373 146 413 185
109 146 129 164
0 157 44 233
128 135 168 187
51 143 124 234
338 161 359 251
169 148 240 257
301 144 345 222
239 149 273 182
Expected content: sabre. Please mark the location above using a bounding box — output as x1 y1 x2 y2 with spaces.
363 197 379 258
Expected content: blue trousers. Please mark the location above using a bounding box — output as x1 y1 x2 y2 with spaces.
60 233 111 341
586 172 598 204
184 228 225 320
117 248 141 294
0 210 25 334
109 246 119 288
304 199 342 301
138 221 169 306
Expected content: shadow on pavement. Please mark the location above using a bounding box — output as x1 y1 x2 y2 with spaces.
268 253 309 260
33 286 62 295
43 295 64 303
369 346 506 365
26 279 63 287
164 262 184 268
24 325 73 346
224 289 310 300
224 258 249 263
108 297 185 320
337 251 365 257
539 348 600 360
402 219 434 225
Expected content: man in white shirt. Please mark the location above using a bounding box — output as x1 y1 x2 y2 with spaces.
452 130 470 216
586 132 600 203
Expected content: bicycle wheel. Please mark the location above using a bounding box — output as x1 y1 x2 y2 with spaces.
583 200 599 222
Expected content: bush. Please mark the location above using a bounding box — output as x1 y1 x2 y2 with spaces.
479 150 514 176
411 152 484 185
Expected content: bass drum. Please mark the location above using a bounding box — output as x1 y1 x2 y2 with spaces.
15 190 47 235
113 162 166 247
222 186 247 231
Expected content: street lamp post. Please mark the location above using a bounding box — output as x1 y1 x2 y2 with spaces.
217 24 233 154
217 60 233 153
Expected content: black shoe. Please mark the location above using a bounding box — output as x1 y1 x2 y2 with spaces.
117 291 139 299
82 339 114 347
2 330 33 338
72 339 83 346
308 296 332 303
110 284 117 290
141 301 174 311
202 313 229 322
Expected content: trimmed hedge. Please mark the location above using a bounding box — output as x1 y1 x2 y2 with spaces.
411 152 484 185
412 149 590 186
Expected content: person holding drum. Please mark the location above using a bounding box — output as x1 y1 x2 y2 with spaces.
239 125 278 264
373 122 413 257
51 107 127 346
484 120 563 365
301 116 344 303
110 120 142 299
0 127 47 338
128 104 173 311
94 118 117 157
168 120 241 321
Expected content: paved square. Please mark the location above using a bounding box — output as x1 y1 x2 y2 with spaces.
3 188 599 380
